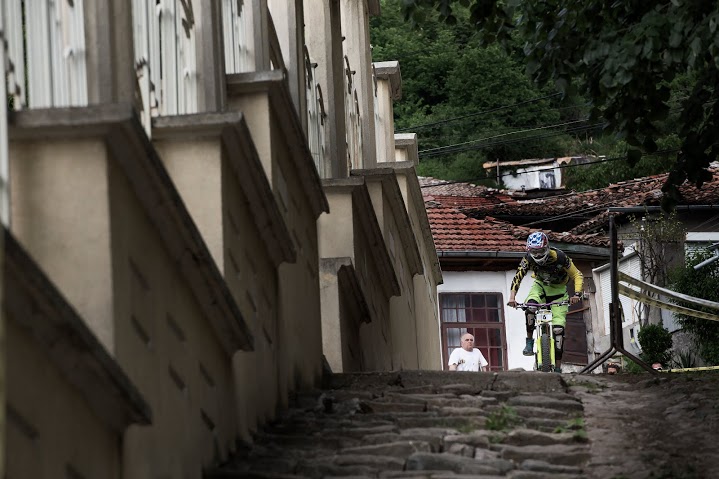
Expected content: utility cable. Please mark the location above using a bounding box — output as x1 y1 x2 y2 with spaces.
419 118 595 155
419 122 605 158
395 92 563 132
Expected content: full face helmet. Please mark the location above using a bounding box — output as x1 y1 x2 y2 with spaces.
526 231 550 265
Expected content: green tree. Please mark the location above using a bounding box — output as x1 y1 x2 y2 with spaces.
371 1 585 181
669 249 719 365
401 0 719 205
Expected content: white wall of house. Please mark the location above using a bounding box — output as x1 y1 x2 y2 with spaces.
501 164 562 191
437 269 537 371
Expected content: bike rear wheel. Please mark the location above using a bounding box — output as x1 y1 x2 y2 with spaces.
540 333 552 372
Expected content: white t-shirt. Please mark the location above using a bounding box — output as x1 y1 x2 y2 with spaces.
448 348 489 371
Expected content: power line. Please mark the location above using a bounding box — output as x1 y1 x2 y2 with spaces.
395 93 563 132
419 118 595 155
419 122 605 158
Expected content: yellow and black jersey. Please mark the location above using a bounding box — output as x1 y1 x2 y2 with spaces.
510 248 583 293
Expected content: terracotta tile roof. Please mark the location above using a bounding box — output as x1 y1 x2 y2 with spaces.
425 193 516 209
418 177 491 197
419 177 517 210
464 167 719 229
425 200 612 252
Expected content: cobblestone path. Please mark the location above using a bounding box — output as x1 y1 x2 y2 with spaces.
208 371 593 478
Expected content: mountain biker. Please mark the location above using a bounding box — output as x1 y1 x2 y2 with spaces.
507 231 583 373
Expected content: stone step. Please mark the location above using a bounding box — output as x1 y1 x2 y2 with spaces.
405 452 515 475
340 440 433 458
507 395 584 413
211 371 593 478
499 444 591 467
501 428 587 446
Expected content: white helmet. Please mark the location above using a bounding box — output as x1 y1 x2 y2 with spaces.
527 231 550 265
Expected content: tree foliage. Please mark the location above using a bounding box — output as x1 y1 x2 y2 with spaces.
670 249 719 365
623 212 686 326
370 1 585 182
401 0 719 205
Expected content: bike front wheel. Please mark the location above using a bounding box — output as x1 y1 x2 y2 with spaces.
540 333 552 372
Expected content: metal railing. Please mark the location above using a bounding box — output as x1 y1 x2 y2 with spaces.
304 47 326 176
221 0 252 74
4 0 88 110
133 0 198 136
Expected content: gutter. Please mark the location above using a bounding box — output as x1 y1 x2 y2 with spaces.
437 251 525 259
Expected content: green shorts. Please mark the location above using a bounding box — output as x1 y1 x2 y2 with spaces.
525 281 569 327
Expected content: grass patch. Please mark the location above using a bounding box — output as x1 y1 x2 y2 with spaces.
486 405 521 431
571 381 606 393
456 423 477 434
555 417 588 442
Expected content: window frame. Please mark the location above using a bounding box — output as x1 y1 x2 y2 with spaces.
439 292 507 372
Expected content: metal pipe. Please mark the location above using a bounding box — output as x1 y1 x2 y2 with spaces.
694 252 719 271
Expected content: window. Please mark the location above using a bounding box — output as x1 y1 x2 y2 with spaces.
440 293 506 372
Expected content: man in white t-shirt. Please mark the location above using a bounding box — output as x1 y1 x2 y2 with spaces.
448 333 489 371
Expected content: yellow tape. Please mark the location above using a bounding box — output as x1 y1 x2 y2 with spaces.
663 366 719 373
618 284 719 322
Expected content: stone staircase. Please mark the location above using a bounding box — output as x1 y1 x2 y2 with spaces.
207 371 595 478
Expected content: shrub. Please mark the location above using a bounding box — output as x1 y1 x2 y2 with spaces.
669 249 719 365
638 324 673 365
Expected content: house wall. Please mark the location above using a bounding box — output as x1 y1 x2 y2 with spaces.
108 161 237 477
273 132 324 396
364 181 418 369
318 185 394 372
394 169 442 370
439 270 535 371
6 320 121 479
355 215 393 370
9 140 114 351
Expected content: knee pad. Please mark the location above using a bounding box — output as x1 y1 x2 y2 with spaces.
525 300 538 335
553 326 565 359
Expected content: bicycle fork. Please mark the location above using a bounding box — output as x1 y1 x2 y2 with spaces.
535 315 556 372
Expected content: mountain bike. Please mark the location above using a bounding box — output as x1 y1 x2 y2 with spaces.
514 301 569 372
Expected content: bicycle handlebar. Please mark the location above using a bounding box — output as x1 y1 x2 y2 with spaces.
512 301 569 309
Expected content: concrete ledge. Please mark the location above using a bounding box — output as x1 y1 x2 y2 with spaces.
9 104 254 354
4 229 152 432
153 111 296 266
394 133 419 166
227 70 329 218
322 179 400 299
376 160 443 285
373 61 402 101
351 167 423 276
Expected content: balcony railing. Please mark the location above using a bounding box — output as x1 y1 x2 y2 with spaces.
4 0 88 110
304 47 326 176
221 0 252 74
133 0 198 136
344 56 362 170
